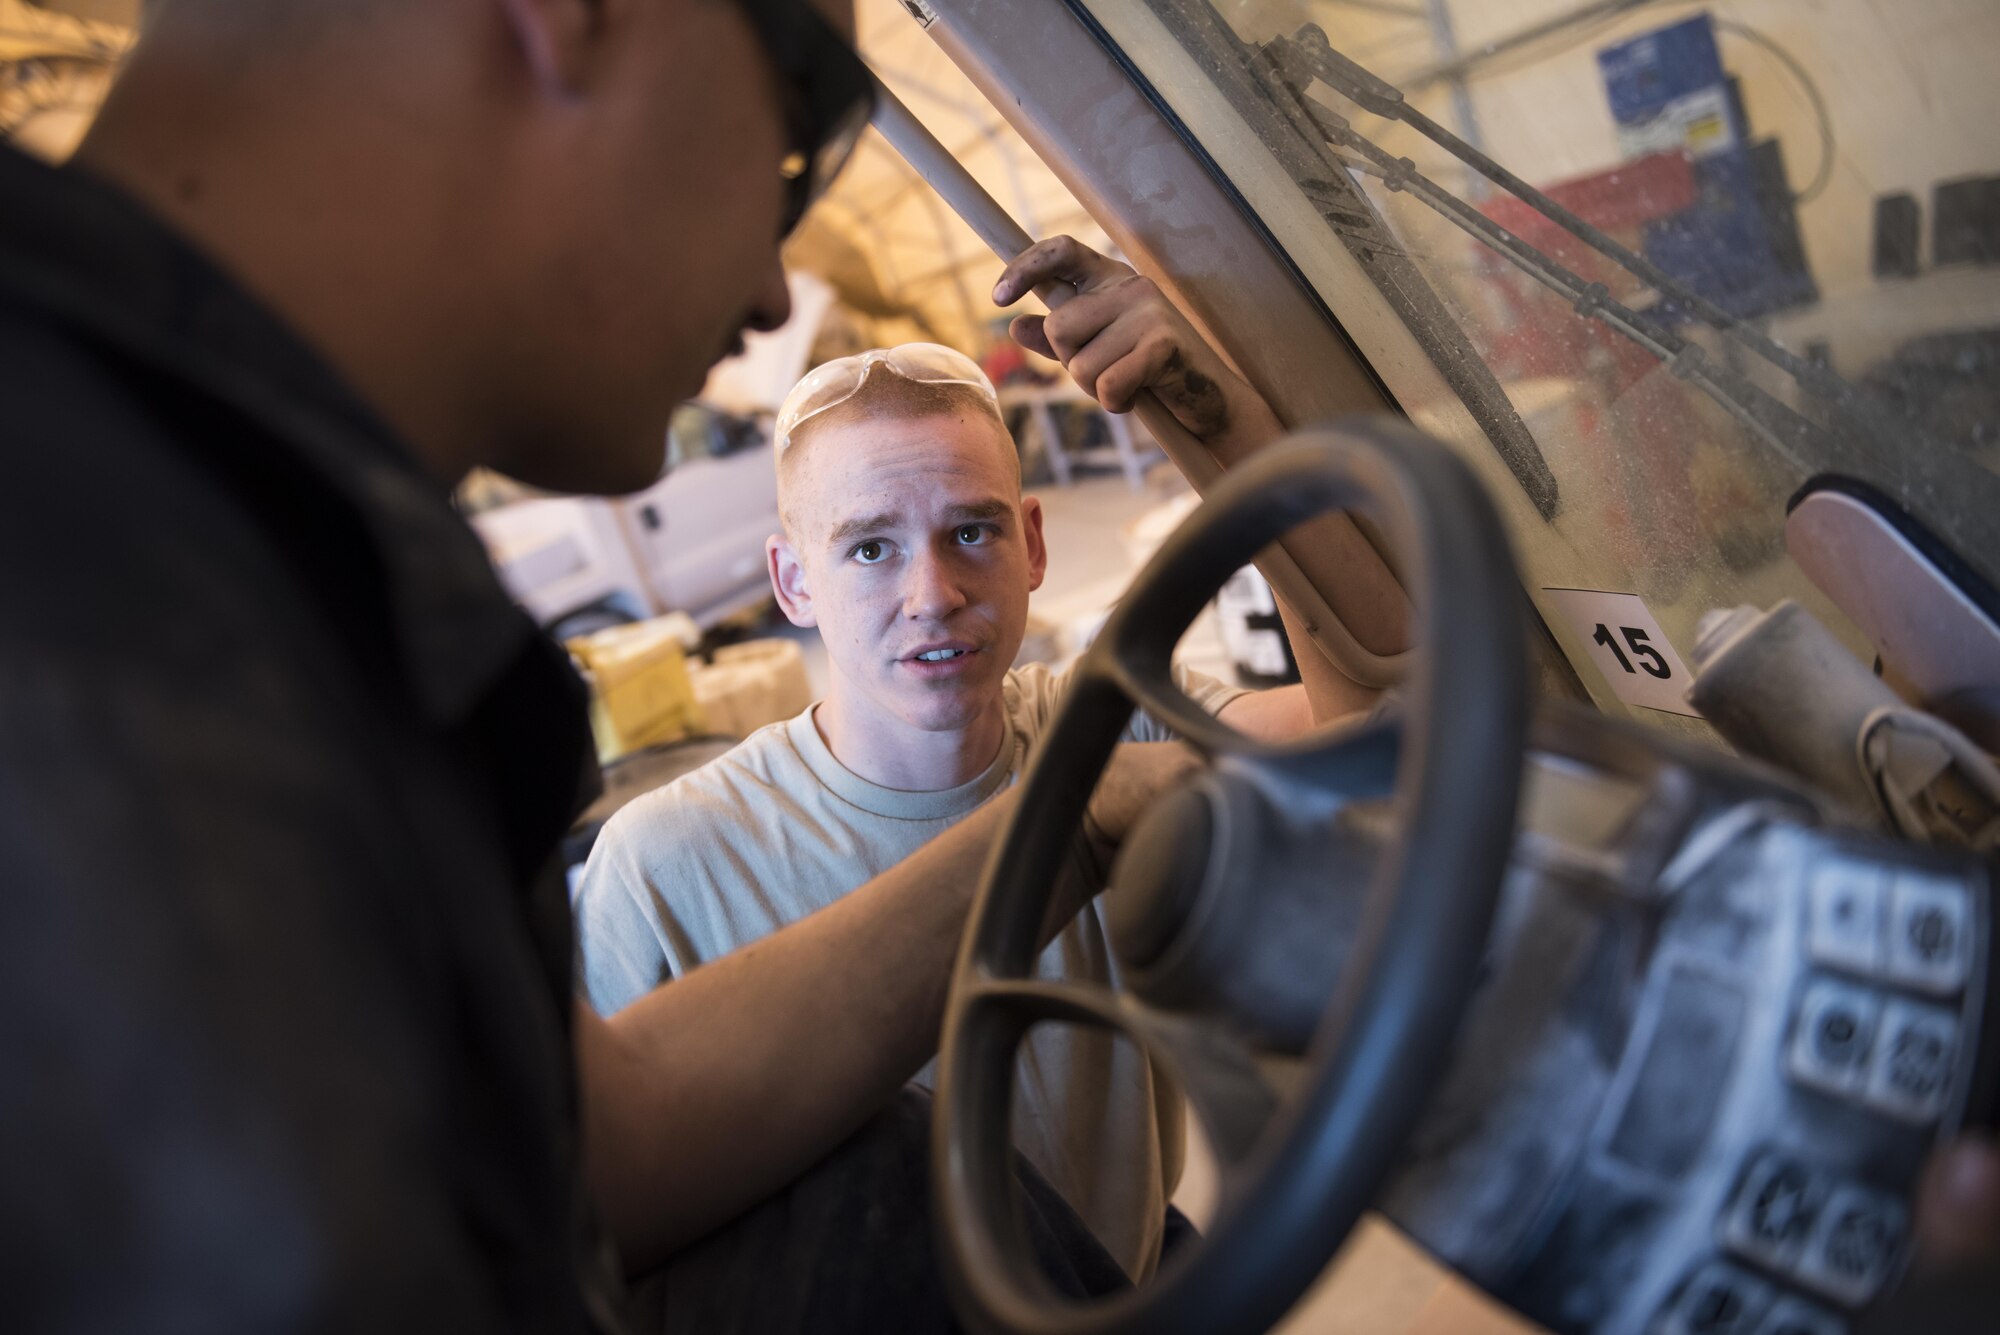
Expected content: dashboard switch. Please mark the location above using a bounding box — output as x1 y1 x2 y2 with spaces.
1796 1183 1905 1307
1722 1152 1826 1271
1863 998 1957 1124
1884 874 1971 994
1659 1260 1774 1335
1806 863 1884 977
1754 1296 1845 1335
1786 979 1882 1099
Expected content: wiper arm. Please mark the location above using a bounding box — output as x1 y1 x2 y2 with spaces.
1263 25 1897 473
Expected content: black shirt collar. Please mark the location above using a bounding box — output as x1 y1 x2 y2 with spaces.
0 144 535 725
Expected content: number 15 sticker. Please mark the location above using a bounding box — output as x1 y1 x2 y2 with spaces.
1540 588 1701 717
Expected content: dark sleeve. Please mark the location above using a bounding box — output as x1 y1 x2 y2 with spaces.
0 651 513 1331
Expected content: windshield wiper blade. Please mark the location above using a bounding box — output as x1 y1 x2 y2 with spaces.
1272 76 1827 472
1264 25 1920 463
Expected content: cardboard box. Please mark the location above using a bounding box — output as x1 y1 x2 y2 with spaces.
692 638 813 738
567 619 707 765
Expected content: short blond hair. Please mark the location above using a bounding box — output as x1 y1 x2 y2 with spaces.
777 374 1021 535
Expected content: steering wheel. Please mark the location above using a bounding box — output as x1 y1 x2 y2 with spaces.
933 419 1530 1335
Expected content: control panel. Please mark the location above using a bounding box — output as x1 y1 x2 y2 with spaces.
1377 767 1991 1334
1647 850 1981 1332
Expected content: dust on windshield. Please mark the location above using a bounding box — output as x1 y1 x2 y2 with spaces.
1077 0 2000 728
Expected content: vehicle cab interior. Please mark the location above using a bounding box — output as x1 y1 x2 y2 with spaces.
839 3 1999 1332
6 1 1995 1332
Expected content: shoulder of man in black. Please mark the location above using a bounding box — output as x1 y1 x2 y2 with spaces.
0 145 614 1331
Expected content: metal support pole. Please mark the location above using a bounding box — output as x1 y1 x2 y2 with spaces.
869 79 1404 688
1421 0 1484 193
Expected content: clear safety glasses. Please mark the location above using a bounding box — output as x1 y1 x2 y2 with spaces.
774 342 999 453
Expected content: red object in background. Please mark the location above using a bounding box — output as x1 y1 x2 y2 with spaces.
1473 148 1700 381
1480 149 1698 264
980 338 1028 387
1475 149 1700 377
1473 150 1709 588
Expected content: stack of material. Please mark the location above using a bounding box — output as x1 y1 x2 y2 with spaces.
1012 612 1061 667
567 619 707 766
692 638 814 739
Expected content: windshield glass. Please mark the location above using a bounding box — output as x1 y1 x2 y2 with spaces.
1075 0 1999 729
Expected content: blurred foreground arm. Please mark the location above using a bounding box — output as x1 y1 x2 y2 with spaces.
575 742 1199 1269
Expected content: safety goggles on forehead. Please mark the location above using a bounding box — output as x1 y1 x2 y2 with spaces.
775 342 999 453
736 0 875 238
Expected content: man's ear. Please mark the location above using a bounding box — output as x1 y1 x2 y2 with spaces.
494 0 609 97
768 533 818 628
1022 495 1049 593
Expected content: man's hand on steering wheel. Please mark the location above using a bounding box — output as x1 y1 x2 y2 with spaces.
993 236 1283 463
1037 742 1203 947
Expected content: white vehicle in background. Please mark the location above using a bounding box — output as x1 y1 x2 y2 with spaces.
468 272 835 642
625 404 785 630
468 403 781 643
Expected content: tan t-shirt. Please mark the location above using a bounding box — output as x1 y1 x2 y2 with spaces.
573 660 1244 1278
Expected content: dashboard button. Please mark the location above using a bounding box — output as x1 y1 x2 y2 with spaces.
1806 863 1885 977
1863 998 1957 1124
1786 979 1882 1099
1796 1183 1906 1307
1722 1152 1826 1271
1659 1260 1774 1335
1884 874 1971 994
1754 1296 1845 1335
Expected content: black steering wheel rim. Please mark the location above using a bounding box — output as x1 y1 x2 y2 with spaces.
933 418 1530 1335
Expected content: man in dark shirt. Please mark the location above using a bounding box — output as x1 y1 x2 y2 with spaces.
0 1 1190 1328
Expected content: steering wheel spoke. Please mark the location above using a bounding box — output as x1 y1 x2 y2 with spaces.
1104 651 1402 815
962 977 1283 1170
1134 1011 1283 1171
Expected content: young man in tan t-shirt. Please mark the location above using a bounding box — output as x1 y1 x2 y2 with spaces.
573 239 1364 1277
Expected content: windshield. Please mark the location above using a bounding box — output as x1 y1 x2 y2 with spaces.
1073 0 2000 730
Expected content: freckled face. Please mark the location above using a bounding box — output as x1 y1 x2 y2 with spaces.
780 413 1045 734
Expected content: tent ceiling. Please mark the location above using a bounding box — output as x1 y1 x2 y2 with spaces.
793 0 1114 358
801 0 1453 358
